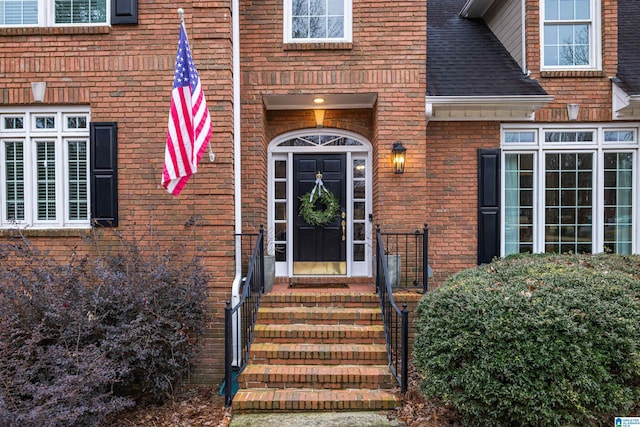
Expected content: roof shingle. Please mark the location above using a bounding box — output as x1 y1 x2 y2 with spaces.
427 0 547 97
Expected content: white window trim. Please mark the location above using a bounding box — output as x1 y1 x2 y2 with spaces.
0 0 110 28
539 0 601 71
267 128 371 278
0 107 91 230
283 0 353 44
501 123 640 256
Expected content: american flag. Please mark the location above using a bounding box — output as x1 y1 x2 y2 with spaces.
162 22 212 196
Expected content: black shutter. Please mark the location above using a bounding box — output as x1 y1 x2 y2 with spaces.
478 148 500 264
90 122 118 227
111 0 137 24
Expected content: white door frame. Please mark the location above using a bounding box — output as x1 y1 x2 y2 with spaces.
267 129 373 277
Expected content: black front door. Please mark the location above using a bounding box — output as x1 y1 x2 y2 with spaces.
293 154 346 275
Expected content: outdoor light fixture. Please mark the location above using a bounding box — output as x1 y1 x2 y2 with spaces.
567 103 580 121
392 142 406 174
312 96 326 104
31 82 46 103
313 109 326 127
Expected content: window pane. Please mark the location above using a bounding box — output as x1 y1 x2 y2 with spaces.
5 141 25 221
55 0 107 23
275 202 286 221
353 159 365 178
353 222 364 241
504 154 534 255
275 243 286 262
309 16 326 38
544 152 592 254
4 116 24 129
275 160 287 179
290 0 345 40
274 222 286 241
327 0 343 15
275 181 286 199
545 0 558 20
292 16 308 38
603 153 633 254
353 181 365 199
36 141 56 221
35 116 55 129
67 116 87 129
353 243 365 262
67 140 87 220
1 0 37 25
575 0 590 19
292 0 307 15
353 201 365 220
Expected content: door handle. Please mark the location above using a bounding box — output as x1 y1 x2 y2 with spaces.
341 211 346 241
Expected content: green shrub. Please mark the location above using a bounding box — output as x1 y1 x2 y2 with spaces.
413 253 640 426
0 237 210 427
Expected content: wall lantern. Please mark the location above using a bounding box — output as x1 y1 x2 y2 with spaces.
567 103 580 121
392 142 406 174
31 82 47 103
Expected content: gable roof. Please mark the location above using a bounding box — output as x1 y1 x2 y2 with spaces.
427 0 546 98
615 0 640 95
426 0 551 121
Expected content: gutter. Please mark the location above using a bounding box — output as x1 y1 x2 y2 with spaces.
230 0 242 365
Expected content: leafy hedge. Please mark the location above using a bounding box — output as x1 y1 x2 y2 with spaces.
0 238 210 427
414 253 640 426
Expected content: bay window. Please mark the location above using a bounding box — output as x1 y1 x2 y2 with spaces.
502 126 639 256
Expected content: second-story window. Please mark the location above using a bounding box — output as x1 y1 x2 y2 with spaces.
0 0 107 27
541 0 600 70
284 0 352 43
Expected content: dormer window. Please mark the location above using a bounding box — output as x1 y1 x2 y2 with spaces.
541 0 601 70
283 0 352 44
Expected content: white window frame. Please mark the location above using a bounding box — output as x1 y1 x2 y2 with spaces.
0 107 91 229
0 0 109 28
283 0 353 44
268 129 371 278
540 0 601 71
501 124 640 256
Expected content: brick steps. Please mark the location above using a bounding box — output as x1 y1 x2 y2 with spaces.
233 289 399 413
254 323 384 343
233 388 400 411
249 342 388 365
257 306 382 324
239 364 395 389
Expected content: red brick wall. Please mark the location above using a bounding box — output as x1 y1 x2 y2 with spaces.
0 1 236 383
240 0 428 231
425 122 501 286
525 0 618 122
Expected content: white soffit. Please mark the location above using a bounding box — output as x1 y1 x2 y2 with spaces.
460 0 496 18
612 81 640 120
263 93 377 110
425 95 554 122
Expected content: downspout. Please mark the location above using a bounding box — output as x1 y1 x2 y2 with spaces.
521 0 527 74
230 0 242 365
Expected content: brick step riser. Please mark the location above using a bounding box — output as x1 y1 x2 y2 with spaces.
261 296 380 307
253 331 385 344
249 355 389 365
238 374 395 390
233 389 400 412
261 302 380 309
256 315 382 324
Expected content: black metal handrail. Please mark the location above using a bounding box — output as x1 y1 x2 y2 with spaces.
223 225 264 407
375 225 429 393
377 225 429 293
